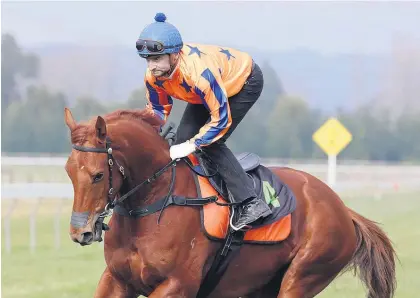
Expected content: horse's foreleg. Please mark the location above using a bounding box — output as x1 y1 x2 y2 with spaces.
94 267 135 298
148 278 200 298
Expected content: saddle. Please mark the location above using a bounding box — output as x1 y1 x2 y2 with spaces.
191 152 296 232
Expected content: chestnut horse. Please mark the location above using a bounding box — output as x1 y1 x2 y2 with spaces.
64 107 396 298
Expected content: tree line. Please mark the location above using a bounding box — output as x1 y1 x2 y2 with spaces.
2 33 419 161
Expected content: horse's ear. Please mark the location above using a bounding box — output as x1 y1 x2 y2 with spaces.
95 116 107 141
64 107 77 131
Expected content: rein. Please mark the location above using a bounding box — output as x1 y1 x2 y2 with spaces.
71 136 218 225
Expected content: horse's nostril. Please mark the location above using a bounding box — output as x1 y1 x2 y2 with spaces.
81 232 93 244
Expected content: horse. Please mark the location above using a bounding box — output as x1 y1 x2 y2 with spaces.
64 107 397 298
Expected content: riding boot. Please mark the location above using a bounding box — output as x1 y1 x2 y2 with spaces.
201 142 272 231
230 198 272 231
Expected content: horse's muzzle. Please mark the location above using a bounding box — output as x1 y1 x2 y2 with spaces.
70 211 106 246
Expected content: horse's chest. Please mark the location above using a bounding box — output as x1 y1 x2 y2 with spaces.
105 246 168 294
106 247 139 278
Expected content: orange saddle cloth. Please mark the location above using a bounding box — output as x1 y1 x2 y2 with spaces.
188 154 293 244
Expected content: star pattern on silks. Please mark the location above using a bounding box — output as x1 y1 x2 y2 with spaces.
180 78 192 93
155 78 165 89
219 48 235 60
194 86 206 100
187 45 205 57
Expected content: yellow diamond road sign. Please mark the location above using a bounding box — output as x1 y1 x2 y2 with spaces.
312 117 353 156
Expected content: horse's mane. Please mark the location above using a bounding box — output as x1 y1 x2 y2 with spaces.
70 109 164 145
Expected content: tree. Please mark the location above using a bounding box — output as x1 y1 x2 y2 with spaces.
254 61 286 122
1 34 39 114
395 112 420 161
338 104 403 161
265 95 320 158
2 86 69 153
260 61 285 99
227 101 268 156
227 61 286 155
72 95 108 122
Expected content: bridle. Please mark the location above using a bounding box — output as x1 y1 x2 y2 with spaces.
71 131 221 230
72 137 125 210
72 136 178 217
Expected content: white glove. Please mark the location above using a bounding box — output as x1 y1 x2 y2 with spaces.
169 141 197 160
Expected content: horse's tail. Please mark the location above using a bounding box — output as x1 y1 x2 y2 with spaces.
345 208 397 298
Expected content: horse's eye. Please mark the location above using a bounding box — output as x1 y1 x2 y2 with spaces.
92 172 104 183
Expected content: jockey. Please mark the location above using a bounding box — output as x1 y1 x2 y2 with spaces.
137 12 272 231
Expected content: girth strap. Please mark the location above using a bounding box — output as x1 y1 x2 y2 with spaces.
197 229 245 298
113 195 218 218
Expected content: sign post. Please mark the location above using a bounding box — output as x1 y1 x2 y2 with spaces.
312 118 352 188
328 154 337 187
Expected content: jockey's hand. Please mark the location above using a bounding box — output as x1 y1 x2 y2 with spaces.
169 141 197 160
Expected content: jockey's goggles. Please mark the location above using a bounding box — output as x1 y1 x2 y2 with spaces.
136 39 165 54
136 39 183 57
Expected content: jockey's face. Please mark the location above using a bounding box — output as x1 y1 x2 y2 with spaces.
145 54 179 78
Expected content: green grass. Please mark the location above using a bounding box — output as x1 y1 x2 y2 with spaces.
1 200 106 298
319 191 420 298
2 192 420 297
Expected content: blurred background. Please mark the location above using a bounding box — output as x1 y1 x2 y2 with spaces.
1 1 420 297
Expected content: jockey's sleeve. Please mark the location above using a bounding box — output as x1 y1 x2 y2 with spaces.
144 78 173 122
190 68 232 147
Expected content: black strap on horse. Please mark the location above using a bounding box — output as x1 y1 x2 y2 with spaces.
71 125 246 297
196 228 245 298
113 163 219 224
113 194 218 220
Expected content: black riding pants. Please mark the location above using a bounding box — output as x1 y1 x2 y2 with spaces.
174 61 264 203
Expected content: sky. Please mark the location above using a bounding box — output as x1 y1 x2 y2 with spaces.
2 1 420 55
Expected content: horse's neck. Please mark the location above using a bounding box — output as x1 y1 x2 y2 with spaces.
110 122 201 246
111 128 202 258
111 123 170 209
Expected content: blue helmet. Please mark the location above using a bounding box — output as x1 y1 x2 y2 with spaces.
136 13 183 57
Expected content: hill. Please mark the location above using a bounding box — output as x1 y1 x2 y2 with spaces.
29 44 388 112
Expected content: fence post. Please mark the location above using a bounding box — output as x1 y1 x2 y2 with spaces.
6 169 13 183
54 199 63 249
4 199 18 253
29 198 41 253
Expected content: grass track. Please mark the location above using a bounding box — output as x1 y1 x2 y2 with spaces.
2 192 419 297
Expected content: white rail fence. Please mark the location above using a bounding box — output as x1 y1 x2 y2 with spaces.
2 197 70 254
2 156 420 253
